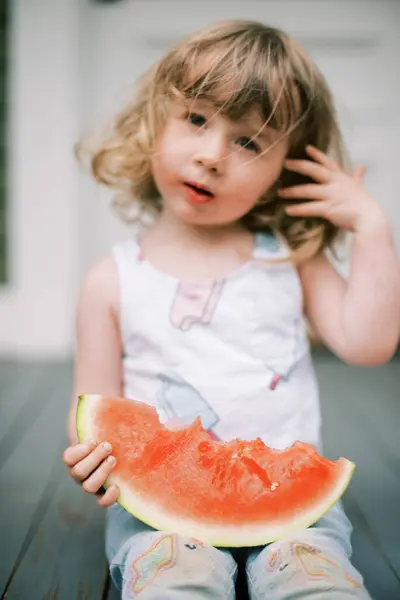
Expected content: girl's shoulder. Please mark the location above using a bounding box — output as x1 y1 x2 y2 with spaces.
78 254 120 319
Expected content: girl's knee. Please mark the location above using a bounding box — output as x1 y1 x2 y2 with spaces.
247 535 370 599
111 532 237 598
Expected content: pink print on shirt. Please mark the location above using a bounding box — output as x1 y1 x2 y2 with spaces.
169 280 224 331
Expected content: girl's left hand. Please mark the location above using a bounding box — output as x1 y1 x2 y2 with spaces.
278 145 386 232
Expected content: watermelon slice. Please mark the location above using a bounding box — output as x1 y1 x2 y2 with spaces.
76 394 355 548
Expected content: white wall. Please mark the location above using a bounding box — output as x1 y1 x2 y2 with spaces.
0 0 79 358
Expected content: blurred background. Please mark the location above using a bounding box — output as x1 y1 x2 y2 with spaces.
0 0 399 359
0 1 399 599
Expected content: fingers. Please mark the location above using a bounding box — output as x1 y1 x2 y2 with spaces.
285 201 327 217
71 442 113 481
64 441 114 482
284 158 332 183
305 145 340 171
97 484 120 508
63 441 96 467
278 183 326 201
81 454 117 494
63 441 118 501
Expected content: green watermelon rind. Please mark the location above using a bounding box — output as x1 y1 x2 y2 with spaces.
76 394 355 548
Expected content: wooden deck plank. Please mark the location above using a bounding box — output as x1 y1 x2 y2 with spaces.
0 363 47 442
316 353 400 465
0 363 69 469
0 363 72 595
1 357 399 599
343 494 400 598
5 467 108 600
315 354 400 583
1 360 109 600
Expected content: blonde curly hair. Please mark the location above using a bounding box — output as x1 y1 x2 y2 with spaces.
86 20 349 262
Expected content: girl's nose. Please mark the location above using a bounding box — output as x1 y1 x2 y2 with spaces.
193 132 227 174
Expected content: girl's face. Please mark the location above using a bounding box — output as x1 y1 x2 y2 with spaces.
151 99 288 228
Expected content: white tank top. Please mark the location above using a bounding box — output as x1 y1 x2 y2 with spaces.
112 231 322 450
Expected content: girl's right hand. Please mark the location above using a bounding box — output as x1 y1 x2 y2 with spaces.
62 441 120 507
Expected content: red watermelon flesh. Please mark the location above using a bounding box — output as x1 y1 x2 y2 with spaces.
76 394 355 547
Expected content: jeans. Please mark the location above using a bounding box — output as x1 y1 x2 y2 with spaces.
105 501 371 599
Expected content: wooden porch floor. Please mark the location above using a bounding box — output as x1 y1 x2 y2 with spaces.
0 351 399 599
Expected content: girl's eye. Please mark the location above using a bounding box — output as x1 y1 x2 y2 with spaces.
187 112 206 127
236 136 260 153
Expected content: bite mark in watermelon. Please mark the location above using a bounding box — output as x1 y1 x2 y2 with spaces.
76 394 355 548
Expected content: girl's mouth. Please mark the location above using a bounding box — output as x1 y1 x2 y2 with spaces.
183 182 215 204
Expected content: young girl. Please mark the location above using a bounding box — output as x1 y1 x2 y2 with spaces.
63 20 400 599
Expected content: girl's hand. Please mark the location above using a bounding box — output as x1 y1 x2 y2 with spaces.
62 441 120 507
278 145 387 233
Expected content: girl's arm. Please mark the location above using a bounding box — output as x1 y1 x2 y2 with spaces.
279 145 400 366
68 255 123 444
298 217 400 365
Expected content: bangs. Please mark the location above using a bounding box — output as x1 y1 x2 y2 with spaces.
157 24 308 134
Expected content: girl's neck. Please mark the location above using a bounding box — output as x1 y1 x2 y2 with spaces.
150 209 249 251
139 210 254 282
